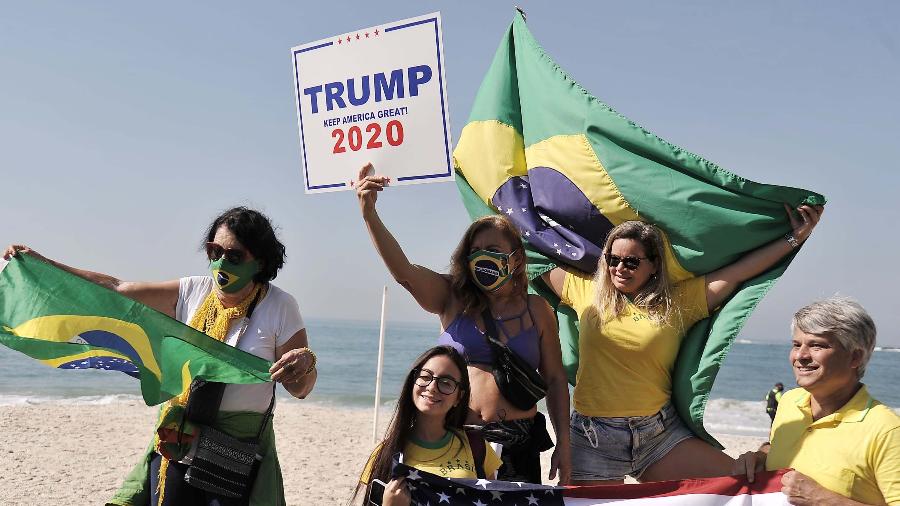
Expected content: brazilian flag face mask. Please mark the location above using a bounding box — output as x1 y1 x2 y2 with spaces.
210 257 260 293
467 249 517 292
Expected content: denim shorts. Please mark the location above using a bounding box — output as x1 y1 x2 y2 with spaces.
569 402 694 481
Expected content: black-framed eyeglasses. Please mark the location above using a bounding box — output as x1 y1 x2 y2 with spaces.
605 253 649 270
413 369 460 395
205 242 248 265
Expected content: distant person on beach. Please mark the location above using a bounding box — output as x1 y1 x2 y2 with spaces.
760 297 900 505
541 204 823 484
354 164 571 485
765 382 784 424
4 207 317 505
353 346 500 506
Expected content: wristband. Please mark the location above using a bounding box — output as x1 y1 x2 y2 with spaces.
785 233 800 249
297 347 317 376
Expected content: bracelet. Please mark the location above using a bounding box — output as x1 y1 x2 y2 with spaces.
785 233 800 249
297 347 317 376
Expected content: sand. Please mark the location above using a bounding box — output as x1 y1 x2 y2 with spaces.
0 400 767 505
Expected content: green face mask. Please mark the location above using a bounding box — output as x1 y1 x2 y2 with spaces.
210 257 260 293
467 249 516 292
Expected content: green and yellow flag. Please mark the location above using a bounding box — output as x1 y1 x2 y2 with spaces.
453 13 825 445
0 254 272 405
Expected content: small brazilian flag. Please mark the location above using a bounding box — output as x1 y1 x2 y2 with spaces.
0 254 272 406
453 12 825 446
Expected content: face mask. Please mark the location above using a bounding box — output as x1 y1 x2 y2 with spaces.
210 257 260 293
467 249 516 292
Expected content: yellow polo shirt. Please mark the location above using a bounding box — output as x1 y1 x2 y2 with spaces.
561 271 708 417
767 386 900 505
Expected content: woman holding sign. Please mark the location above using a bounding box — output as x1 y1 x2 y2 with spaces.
354 164 571 485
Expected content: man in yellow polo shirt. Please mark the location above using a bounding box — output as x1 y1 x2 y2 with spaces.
765 297 900 505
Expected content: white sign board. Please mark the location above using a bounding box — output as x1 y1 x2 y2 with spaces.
291 12 454 194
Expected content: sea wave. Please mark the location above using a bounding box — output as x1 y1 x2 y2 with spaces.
0 393 144 406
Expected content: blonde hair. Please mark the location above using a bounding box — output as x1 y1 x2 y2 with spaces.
448 215 528 316
594 221 674 325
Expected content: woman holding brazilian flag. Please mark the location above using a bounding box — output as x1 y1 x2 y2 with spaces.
451 10 826 486
4 206 316 505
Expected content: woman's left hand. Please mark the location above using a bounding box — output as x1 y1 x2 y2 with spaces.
732 450 767 483
269 347 315 384
549 444 572 485
785 203 824 245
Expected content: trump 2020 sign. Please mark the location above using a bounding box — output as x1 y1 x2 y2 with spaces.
292 12 453 194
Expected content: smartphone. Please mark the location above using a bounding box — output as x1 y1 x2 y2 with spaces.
368 479 386 506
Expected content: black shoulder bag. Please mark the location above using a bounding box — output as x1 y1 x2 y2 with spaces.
179 287 275 499
480 308 547 411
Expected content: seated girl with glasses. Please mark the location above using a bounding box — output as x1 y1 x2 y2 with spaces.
540 205 823 485
352 346 501 506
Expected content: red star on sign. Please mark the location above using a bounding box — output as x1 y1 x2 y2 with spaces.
355 33 360 40
346 36 351 42
365 32 369 38
337 38 342 44
374 29 380 36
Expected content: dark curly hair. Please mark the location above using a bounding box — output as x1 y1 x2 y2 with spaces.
203 207 286 283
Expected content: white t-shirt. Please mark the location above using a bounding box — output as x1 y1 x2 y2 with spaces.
176 276 305 413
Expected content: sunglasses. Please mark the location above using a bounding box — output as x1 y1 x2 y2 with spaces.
605 253 650 270
205 242 248 265
413 369 460 395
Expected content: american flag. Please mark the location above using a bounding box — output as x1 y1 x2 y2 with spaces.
387 456 790 505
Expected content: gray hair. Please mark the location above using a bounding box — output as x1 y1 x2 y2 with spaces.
791 296 877 379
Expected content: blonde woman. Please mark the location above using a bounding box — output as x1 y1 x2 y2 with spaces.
542 204 823 484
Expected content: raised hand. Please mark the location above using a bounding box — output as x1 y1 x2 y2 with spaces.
353 163 391 217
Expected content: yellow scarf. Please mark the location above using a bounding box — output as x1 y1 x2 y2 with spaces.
156 283 265 504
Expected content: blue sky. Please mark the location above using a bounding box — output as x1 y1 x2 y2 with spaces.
2 1 898 345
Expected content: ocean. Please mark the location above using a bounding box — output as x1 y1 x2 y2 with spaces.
2 318 897 438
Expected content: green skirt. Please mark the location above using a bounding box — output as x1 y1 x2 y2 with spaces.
107 409 284 506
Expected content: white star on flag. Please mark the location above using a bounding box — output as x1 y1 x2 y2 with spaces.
473 500 487 506
519 183 528 188
526 493 539 505
436 491 450 503
408 469 421 481
556 249 562 255
475 478 491 489
490 490 503 501
524 231 531 237
512 482 524 487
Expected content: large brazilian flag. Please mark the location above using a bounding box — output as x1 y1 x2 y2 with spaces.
0 254 272 405
454 13 825 446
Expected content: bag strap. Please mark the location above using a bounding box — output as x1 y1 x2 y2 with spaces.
466 430 487 480
480 308 504 352
182 285 266 430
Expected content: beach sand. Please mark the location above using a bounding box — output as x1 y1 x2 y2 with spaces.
0 401 767 505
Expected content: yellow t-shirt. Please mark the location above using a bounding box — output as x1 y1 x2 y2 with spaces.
562 271 708 417
767 386 900 505
360 430 502 483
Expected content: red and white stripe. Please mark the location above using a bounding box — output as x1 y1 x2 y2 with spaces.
562 470 787 505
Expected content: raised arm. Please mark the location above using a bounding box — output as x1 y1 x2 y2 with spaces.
354 163 452 315
3 245 179 317
705 204 823 312
541 267 567 300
